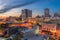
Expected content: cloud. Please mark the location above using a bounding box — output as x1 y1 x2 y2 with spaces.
0 8 21 17
0 0 39 13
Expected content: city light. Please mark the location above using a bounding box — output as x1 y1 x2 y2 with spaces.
0 0 60 40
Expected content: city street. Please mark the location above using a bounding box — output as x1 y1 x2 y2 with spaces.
28 35 44 40
21 35 44 40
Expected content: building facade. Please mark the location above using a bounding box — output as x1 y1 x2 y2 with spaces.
41 23 57 33
54 13 60 17
44 8 51 17
22 9 32 19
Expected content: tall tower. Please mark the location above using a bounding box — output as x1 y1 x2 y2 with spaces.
44 8 50 17
54 13 60 17
22 9 32 18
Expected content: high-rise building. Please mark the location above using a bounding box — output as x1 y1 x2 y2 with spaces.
20 9 32 20
44 8 51 17
22 9 32 18
54 13 60 17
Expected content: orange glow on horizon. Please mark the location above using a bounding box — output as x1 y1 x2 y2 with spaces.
0 16 7 19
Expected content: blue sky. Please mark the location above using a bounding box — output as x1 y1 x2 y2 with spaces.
0 0 60 17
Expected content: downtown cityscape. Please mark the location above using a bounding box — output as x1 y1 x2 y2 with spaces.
0 0 60 40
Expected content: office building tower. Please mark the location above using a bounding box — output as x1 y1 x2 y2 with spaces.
44 8 51 17
54 13 60 17
22 9 32 18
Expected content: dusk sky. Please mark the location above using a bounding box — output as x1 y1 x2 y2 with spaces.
0 0 60 17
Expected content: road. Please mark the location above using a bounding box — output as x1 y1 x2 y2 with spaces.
21 35 44 40
28 35 44 40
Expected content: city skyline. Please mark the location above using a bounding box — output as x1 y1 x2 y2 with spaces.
0 0 60 17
